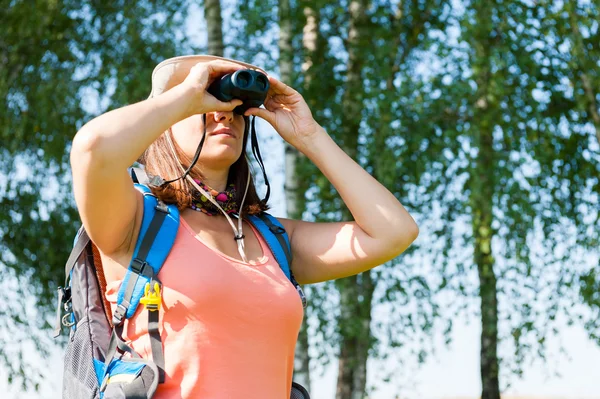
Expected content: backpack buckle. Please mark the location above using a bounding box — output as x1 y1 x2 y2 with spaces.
269 225 286 234
296 286 307 309
131 258 148 275
140 282 161 312
54 286 73 338
62 313 76 328
148 174 166 187
155 200 169 213
112 304 127 325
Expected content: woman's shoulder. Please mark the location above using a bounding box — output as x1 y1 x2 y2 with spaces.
272 216 301 241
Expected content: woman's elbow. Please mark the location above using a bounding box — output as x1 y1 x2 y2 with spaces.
393 220 419 255
70 127 109 170
408 220 419 242
71 127 101 155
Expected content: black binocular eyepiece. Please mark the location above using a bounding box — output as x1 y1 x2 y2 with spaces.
207 69 270 115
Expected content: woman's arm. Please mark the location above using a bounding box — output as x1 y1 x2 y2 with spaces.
277 127 418 285
71 60 243 255
74 61 244 172
245 77 418 285
300 128 417 250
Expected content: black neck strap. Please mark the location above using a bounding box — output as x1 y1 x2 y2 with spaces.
161 114 208 186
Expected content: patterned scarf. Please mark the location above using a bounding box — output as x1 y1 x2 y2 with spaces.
190 179 238 216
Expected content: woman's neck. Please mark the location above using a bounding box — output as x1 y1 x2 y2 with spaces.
194 168 229 193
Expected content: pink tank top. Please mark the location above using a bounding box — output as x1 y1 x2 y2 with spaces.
104 216 304 398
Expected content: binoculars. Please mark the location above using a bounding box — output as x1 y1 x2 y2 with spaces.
207 69 270 115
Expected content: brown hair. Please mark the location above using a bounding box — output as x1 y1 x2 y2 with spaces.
138 116 269 216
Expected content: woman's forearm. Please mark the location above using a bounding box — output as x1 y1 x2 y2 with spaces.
298 126 419 244
72 84 191 170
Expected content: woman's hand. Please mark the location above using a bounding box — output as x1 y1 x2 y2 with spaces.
179 60 244 118
244 76 322 150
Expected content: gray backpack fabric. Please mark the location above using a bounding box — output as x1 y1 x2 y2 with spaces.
56 227 162 399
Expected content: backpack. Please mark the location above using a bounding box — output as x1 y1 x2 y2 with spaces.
54 169 310 399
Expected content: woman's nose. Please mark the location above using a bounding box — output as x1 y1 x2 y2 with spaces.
212 111 234 124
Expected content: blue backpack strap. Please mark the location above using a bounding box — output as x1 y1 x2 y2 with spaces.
247 212 307 308
113 184 180 323
107 183 178 385
247 213 292 279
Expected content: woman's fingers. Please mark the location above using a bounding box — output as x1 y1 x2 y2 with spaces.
214 98 244 111
205 60 245 75
201 60 245 87
266 75 297 96
203 92 243 112
245 106 277 125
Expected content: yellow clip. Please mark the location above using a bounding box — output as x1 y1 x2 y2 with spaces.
140 282 161 311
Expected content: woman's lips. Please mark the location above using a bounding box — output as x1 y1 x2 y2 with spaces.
210 128 236 138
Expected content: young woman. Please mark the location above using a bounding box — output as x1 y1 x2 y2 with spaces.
70 55 419 398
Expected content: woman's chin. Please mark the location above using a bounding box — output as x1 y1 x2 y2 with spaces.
200 152 241 168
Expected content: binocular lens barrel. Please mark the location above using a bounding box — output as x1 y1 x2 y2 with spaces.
233 71 252 88
208 69 270 115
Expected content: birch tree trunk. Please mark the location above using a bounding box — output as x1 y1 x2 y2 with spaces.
470 3 500 398
566 3 600 142
335 2 373 398
205 0 224 56
278 0 312 390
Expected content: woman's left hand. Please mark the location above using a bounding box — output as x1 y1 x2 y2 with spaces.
244 76 322 150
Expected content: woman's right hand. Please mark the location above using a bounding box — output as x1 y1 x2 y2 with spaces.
179 60 245 118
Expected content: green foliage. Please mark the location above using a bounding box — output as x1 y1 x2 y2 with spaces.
413 0 600 385
0 0 188 389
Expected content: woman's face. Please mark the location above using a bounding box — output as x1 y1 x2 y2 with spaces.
171 111 246 171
